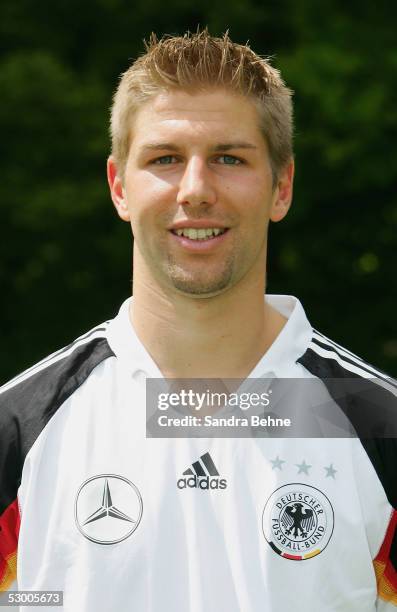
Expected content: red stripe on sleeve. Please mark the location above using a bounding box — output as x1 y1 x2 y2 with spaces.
376 510 397 565
374 509 397 604
0 498 20 589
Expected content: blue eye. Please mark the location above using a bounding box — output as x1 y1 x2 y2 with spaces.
154 155 176 164
218 155 241 165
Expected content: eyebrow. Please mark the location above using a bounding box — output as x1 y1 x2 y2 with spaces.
214 142 258 151
139 142 258 153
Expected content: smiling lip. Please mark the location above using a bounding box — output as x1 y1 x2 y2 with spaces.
169 228 230 251
168 220 229 231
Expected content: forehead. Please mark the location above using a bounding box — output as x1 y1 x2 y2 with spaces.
129 88 264 146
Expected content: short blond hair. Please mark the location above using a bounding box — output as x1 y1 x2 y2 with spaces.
110 29 293 182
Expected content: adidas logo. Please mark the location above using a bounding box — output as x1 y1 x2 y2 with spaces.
177 452 227 490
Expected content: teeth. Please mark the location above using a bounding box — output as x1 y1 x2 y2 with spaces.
174 228 226 240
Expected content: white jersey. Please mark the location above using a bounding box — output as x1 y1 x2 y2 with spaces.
0 295 396 611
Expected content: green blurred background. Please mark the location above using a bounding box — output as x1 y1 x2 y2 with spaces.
1 0 396 383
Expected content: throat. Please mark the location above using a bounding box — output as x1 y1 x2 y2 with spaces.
146 307 286 379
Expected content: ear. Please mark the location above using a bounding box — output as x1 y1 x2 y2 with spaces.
107 156 130 222
270 158 294 223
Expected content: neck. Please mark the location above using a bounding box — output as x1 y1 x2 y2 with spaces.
130 258 286 379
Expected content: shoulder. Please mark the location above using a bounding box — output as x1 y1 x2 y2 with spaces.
298 327 396 384
297 327 397 422
298 327 397 508
1 320 115 399
0 320 115 459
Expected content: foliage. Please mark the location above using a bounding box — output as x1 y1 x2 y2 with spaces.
1 0 396 381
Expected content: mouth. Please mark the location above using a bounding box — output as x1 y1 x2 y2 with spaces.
168 227 230 251
170 227 229 241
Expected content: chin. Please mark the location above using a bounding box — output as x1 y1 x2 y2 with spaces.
162 258 237 297
169 275 233 297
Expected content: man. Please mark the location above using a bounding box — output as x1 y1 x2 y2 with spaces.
0 30 396 611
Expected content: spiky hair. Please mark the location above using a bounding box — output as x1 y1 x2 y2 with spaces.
110 28 293 181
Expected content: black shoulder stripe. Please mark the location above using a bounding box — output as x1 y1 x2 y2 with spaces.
298 347 397 509
3 325 109 390
0 337 114 516
311 337 397 390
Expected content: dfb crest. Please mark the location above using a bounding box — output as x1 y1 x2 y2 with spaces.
262 483 334 561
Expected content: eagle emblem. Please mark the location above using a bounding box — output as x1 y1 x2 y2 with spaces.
282 503 314 538
262 483 334 561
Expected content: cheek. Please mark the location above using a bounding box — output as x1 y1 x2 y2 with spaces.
228 169 270 195
230 178 271 219
127 169 172 196
125 173 176 222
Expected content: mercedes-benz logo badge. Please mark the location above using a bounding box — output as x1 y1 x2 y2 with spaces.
75 474 143 545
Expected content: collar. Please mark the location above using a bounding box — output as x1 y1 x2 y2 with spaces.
106 295 313 379
249 295 313 377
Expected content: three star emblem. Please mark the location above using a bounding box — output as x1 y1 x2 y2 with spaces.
75 474 143 545
82 478 136 526
270 456 337 478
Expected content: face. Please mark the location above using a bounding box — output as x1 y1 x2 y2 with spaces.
108 88 293 297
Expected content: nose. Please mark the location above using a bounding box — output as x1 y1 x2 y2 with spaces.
176 157 217 207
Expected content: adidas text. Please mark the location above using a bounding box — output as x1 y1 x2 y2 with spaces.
177 476 227 490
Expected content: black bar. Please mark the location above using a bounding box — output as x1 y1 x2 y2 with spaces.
200 452 219 476
192 461 206 476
